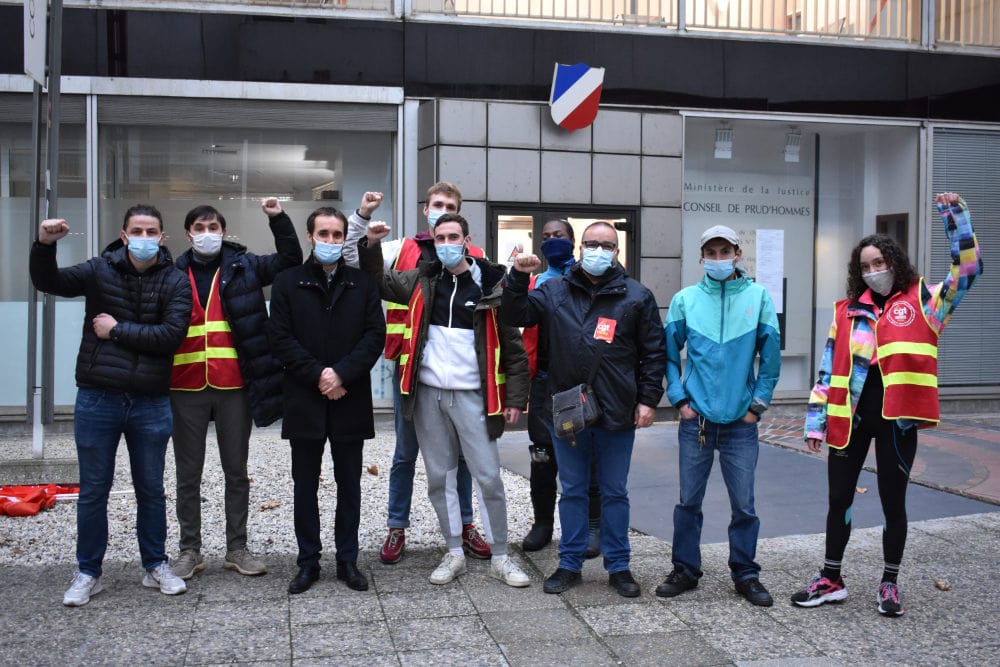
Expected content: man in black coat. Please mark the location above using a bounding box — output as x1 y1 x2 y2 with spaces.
31 205 192 607
268 207 386 594
169 197 302 582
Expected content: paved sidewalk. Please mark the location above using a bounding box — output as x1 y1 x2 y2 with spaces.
1 512 997 665
2 416 998 665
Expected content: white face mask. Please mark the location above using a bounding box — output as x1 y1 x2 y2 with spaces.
191 232 223 258
863 268 895 296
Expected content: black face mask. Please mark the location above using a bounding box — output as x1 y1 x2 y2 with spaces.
540 237 575 269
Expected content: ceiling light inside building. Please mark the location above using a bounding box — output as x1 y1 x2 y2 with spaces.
714 125 733 159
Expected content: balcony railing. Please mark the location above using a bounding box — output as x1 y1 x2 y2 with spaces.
408 0 1000 48
55 0 1000 48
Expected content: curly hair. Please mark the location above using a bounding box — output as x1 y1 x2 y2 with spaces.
846 234 918 299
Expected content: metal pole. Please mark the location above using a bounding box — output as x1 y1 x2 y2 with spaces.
27 80 43 455
41 0 63 425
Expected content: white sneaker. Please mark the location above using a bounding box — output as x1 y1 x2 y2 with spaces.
63 571 103 607
429 552 467 585
142 562 187 595
490 554 530 588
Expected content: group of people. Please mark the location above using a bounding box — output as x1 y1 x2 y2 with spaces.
32 182 980 619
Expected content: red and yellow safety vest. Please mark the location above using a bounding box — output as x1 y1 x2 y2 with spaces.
384 237 485 361
522 274 540 378
826 280 939 448
398 286 506 415
170 269 244 390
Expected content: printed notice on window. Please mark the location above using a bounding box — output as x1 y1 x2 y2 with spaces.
755 229 784 313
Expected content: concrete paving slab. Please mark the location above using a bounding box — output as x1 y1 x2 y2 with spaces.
499 636 619 666
575 602 688 635
481 607 592 643
602 631 731 666
387 615 495 652
291 620 391 659
379 585 478 619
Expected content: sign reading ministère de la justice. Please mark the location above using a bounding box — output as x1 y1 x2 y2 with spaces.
549 63 605 132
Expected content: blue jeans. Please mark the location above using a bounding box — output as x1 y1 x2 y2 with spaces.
552 425 635 573
672 416 761 582
74 387 173 576
386 365 474 528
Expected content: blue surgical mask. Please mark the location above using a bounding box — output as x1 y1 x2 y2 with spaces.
427 209 445 229
436 242 466 268
127 237 160 262
540 237 575 269
313 241 343 265
704 258 736 281
581 247 614 276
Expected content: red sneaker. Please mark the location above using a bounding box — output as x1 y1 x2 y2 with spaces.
462 523 492 560
380 528 406 564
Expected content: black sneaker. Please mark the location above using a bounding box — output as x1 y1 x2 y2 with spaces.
655 568 698 598
609 570 641 598
877 581 905 617
522 524 553 552
735 578 774 607
543 567 582 594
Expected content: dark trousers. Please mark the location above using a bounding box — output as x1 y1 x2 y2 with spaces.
528 371 600 526
171 388 252 554
825 416 917 568
290 438 363 567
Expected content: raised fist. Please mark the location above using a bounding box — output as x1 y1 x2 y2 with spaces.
513 253 541 273
367 221 391 243
39 219 70 245
261 197 282 218
359 191 384 218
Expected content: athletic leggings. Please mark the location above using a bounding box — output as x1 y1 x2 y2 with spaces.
824 413 918 572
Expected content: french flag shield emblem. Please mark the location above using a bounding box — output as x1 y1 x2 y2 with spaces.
549 63 605 132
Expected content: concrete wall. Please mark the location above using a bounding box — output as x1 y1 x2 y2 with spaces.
416 99 683 317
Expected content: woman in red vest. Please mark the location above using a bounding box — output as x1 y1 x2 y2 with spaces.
793 192 982 617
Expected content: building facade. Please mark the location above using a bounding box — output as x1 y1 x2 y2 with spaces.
1 0 997 420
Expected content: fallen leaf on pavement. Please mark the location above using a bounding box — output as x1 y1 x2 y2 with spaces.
367 464 379 476
856 487 868 494
259 501 281 511
934 579 951 591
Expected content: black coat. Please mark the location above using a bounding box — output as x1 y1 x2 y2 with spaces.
174 212 302 426
30 240 192 396
502 263 666 431
268 258 386 441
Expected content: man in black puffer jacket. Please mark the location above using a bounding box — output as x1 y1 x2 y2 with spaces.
168 198 302 582
503 221 666 599
30 205 192 607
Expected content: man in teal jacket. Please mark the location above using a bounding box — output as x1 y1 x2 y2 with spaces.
658 224 781 607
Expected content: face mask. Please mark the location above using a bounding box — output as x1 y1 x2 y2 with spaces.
426 209 445 229
863 268 894 296
581 247 614 276
127 237 160 262
435 242 466 268
540 237 575 269
191 232 223 258
704 258 736 281
313 241 343 265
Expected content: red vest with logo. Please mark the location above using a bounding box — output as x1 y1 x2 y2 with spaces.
171 269 244 390
826 280 939 447
398 286 506 415
383 237 485 361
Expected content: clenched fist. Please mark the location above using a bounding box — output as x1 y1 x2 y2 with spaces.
39 219 70 245
512 253 541 273
359 191 383 218
367 221 391 244
261 197 283 218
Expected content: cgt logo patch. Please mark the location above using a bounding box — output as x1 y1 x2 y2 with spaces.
886 301 916 327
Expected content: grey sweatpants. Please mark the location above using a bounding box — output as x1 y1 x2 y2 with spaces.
413 384 508 555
